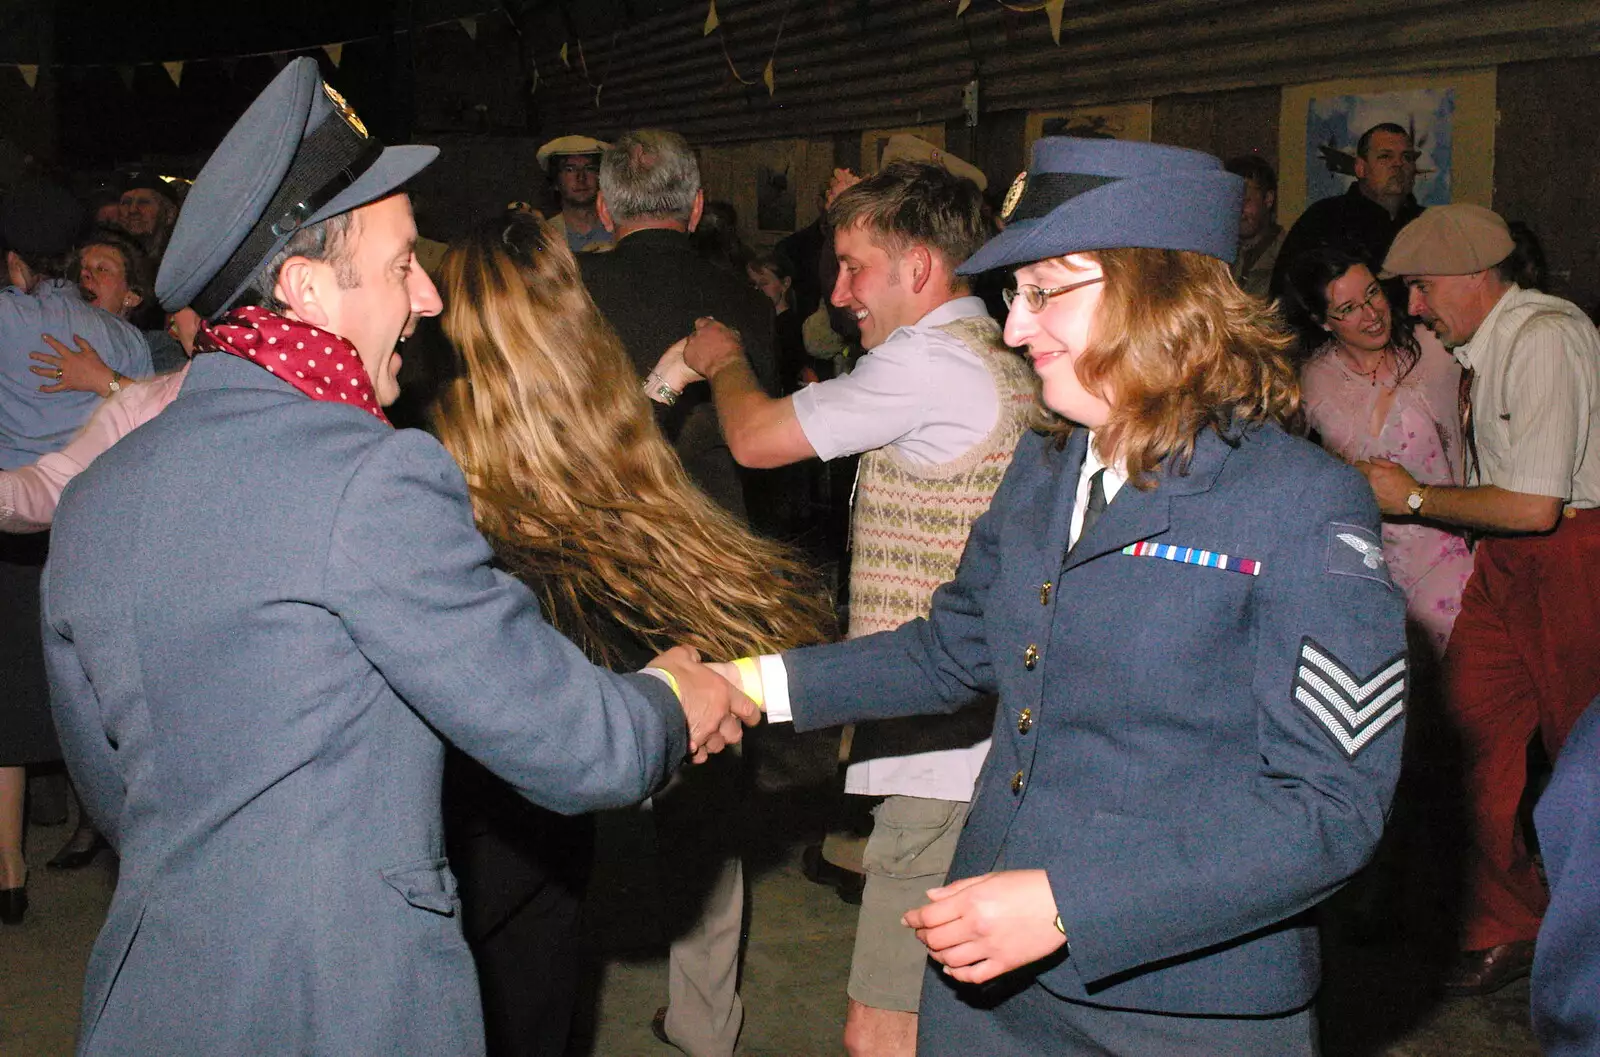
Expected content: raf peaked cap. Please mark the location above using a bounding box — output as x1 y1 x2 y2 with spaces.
958 137 1243 276
157 57 439 317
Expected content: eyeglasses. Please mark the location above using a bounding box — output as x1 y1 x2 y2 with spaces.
1002 276 1105 313
1326 285 1386 321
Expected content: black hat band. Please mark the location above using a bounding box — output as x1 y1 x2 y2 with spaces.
1008 172 1120 223
193 117 384 317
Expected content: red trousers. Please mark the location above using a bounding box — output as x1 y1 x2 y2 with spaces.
1444 508 1600 950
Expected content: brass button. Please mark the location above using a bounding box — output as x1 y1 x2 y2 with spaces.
1018 708 1033 734
1023 644 1038 670
1011 770 1025 795
1040 581 1052 605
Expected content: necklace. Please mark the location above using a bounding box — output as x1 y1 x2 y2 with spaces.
1340 347 1391 387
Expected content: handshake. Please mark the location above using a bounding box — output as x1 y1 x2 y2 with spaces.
646 646 765 764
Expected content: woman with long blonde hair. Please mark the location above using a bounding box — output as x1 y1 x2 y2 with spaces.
432 209 830 1057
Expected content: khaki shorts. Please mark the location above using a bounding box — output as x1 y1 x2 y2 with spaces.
847 795 970 1013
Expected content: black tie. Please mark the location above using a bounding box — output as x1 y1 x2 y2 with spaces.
1075 468 1108 552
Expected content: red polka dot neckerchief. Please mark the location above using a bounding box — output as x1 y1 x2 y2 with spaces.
199 305 390 425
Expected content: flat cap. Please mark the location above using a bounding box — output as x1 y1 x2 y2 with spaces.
1381 204 1513 278
959 137 1241 276
879 134 988 191
537 135 610 169
157 57 438 316
1 180 85 257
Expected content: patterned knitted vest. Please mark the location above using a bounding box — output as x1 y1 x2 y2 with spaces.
847 314 1037 639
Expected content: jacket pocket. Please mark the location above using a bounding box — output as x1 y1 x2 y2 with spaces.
380 857 460 916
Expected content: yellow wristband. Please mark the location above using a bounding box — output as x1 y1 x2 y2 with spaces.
731 656 764 708
641 666 682 702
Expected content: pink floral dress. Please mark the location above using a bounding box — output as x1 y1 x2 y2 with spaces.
1301 329 1475 659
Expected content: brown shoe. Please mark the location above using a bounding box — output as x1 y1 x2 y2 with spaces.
1441 940 1536 997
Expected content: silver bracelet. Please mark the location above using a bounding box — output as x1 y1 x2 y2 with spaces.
643 371 681 406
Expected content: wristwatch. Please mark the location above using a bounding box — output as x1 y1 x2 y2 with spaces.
1405 487 1427 513
106 372 127 397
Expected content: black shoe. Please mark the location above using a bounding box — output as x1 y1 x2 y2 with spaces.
0 886 27 925
650 1006 673 1047
47 828 108 870
1441 940 1537 997
802 844 866 905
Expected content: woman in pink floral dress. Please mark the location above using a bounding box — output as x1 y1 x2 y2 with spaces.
1284 247 1474 659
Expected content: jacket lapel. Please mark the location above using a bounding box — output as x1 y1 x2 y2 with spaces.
1061 426 1239 573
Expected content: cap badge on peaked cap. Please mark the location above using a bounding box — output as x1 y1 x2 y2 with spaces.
1001 171 1027 222
323 83 369 140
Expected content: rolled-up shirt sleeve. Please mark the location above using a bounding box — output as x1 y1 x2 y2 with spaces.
790 339 929 461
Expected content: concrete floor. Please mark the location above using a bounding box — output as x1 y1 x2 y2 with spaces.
2 730 1542 1056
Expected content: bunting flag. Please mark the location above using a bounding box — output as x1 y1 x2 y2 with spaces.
18 64 37 89
704 0 721 35
163 61 183 87
459 16 478 40
1046 0 1065 43
323 43 343 67
117 65 135 90
559 41 569 67
762 58 775 96
956 0 971 15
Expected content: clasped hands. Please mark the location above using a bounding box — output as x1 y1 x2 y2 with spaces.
646 646 761 765
652 317 746 389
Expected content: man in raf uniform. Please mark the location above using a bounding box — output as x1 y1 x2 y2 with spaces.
43 59 749 1057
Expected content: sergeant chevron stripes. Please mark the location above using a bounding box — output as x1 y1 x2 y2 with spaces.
1292 638 1406 757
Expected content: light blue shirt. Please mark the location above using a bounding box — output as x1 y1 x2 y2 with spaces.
790 295 1001 465
0 279 153 470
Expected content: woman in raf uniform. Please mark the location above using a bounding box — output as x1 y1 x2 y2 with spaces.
712 137 1408 1054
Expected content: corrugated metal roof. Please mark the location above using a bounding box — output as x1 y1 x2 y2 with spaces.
530 0 1600 144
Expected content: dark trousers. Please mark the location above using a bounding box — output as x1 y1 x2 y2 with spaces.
445 754 596 1057
1445 508 1600 950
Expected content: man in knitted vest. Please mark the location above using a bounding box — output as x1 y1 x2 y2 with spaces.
682 159 1035 1057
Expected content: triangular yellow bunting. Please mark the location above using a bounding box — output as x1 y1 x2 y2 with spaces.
1046 0 1065 44
117 65 136 90
762 59 775 96
323 43 343 67
19 65 38 89
163 61 183 87
560 42 569 67
460 17 477 40
704 0 720 35
956 0 971 15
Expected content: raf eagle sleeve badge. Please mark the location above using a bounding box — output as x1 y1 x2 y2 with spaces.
1326 522 1394 588
1293 637 1406 757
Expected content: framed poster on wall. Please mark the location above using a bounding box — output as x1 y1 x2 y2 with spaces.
1277 69 1496 227
1025 101 1152 145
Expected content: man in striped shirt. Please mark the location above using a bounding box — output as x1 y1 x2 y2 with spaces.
1360 204 1600 999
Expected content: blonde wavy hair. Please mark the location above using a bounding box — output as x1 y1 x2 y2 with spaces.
434 212 833 664
1037 248 1300 485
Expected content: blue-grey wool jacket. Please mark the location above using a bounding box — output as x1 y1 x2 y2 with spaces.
785 422 1407 1026
42 352 687 1056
